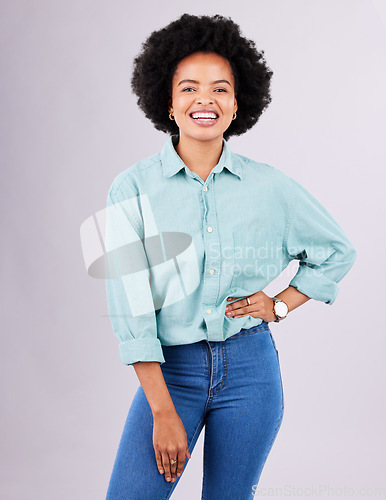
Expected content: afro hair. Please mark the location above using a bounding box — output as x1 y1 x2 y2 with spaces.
131 13 274 141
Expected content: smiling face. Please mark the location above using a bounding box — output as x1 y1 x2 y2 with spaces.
168 52 238 143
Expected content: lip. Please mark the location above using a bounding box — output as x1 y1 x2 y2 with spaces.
189 108 219 117
189 108 220 127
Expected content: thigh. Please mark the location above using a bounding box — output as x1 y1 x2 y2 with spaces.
106 344 210 499
201 327 284 500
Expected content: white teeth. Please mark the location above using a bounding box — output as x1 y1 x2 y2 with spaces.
191 112 218 119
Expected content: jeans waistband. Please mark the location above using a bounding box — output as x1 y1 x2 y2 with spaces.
230 321 270 338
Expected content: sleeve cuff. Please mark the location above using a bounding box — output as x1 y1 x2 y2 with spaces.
289 263 339 305
119 337 166 366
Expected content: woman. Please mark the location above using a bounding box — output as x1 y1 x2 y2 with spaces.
104 13 356 499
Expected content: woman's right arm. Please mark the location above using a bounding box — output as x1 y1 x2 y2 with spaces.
105 182 191 481
132 361 191 483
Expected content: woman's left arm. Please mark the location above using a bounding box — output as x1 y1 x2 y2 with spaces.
226 175 357 322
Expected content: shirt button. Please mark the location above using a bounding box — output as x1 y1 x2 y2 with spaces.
203 186 208 192
207 226 213 233
209 269 215 274
207 308 212 314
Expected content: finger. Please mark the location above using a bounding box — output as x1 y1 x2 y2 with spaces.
155 451 164 474
227 296 250 307
168 452 178 481
233 308 245 318
226 301 244 313
176 450 186 477
233 305 256 318
162 452 172 482
227 303 247 314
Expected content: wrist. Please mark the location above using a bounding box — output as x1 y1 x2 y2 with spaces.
152 403 177 419
272 296 289 322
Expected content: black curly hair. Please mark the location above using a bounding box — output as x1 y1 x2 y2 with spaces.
131 14 274 141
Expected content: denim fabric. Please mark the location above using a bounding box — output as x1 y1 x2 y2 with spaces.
105 321 284 500
105 134 357 366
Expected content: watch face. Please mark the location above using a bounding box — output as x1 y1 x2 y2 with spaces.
275 301 288 317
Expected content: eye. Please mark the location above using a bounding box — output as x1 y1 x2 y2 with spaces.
182 87 195 92
214 88 227 92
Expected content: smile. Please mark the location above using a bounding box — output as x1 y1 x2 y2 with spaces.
189 111 220 127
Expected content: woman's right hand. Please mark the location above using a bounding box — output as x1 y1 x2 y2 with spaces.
153 410 192 483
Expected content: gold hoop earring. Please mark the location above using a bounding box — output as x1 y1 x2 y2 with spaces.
232 112 237 121
169 112 175 121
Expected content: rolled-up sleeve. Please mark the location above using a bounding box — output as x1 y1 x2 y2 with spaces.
105 179 165 366
283 177 357 305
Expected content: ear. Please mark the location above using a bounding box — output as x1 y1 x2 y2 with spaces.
234 95 238 114
168 97 173 113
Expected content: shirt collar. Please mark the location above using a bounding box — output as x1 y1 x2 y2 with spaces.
161 134 243 180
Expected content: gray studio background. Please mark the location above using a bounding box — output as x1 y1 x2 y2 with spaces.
1 1 385 498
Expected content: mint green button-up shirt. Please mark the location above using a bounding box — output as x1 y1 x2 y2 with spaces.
105 134 356 366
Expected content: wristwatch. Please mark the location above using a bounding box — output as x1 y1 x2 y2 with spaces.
272 297 289 322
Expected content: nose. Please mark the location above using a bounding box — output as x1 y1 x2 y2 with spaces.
197 91 213 105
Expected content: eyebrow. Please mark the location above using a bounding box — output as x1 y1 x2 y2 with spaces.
177 79 232 87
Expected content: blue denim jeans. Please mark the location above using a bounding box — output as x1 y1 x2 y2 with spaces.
105 321 284 499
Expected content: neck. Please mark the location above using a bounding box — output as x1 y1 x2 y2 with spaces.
174 133 224 182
